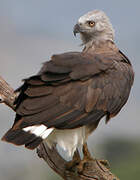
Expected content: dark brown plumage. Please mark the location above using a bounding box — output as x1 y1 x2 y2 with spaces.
2 42 134 149
2 10 134 153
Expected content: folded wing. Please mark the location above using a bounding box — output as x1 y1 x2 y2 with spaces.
2 51 134 149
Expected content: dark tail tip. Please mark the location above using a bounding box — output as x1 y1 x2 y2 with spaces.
2 128 43 150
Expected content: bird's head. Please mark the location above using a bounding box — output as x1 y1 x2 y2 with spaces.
73 10 115 47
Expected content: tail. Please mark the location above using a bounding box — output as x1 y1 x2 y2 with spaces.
2 128 43 149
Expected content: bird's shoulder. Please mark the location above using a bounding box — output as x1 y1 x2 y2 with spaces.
16 50 134 95
12 49 134 131
38 50 126 81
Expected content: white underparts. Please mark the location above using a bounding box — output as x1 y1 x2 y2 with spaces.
46 126 88 157
23 125 89 157
23 125 54 139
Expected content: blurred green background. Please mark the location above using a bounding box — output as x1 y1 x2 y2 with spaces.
0 0 139 179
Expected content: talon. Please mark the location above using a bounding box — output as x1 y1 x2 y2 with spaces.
66 149 81 171
77 159 87 173
66 160 78 171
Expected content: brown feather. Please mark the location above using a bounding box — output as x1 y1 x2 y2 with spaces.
3 42 134 149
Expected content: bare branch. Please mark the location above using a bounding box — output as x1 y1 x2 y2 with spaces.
37 142 120 180
0 76 16 110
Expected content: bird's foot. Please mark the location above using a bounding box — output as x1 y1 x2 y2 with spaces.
66 143 94 173
66 149 81 171
76 158 87 173
77 143 94 173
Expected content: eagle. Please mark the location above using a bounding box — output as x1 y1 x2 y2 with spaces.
2 10 134 158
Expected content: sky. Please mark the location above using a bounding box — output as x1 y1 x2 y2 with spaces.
0 0 139 180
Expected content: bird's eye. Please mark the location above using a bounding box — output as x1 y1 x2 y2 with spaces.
87 21 95 27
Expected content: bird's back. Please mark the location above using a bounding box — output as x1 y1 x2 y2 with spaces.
2 42 134 152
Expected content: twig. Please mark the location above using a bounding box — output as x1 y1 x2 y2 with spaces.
0 75 120 180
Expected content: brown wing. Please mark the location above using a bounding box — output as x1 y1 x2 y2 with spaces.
2 51 134 149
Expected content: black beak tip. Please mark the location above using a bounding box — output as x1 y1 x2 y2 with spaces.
73 31 77 37
73 23 80 37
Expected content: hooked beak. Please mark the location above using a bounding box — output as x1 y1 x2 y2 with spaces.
73 23 81 36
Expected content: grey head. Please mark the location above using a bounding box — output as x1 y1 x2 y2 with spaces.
73 10 115 47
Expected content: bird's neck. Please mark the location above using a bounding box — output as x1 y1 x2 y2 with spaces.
81 29 115 53
82 40 118 54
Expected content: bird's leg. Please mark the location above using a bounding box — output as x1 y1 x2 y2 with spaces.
66 149 81 171
77 143 93 172
83 142 93 160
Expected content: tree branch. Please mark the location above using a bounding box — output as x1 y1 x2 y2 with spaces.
0 76 16 110
37 143 119 180
0 75 120 180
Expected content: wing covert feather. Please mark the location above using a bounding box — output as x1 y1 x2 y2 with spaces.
13 51 134 130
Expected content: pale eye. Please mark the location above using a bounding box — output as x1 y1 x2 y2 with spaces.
87 21 95 27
